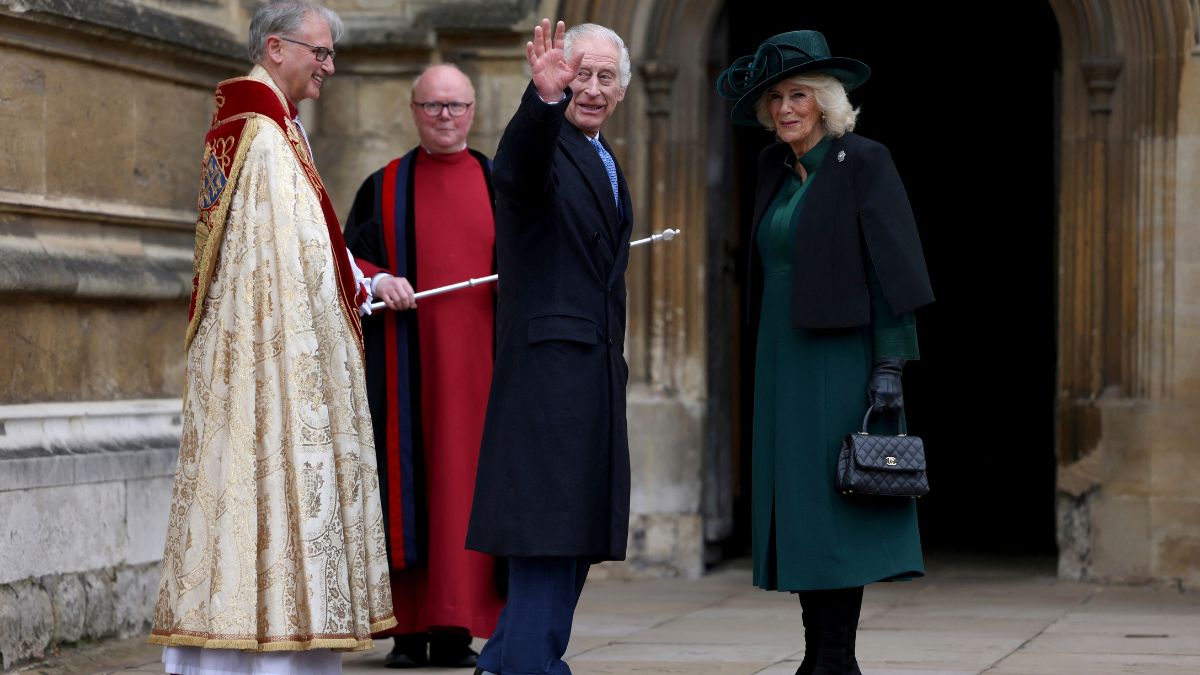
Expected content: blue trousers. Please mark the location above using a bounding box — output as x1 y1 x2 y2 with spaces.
476 556 591 675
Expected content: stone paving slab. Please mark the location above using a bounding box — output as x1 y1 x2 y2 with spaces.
1023 631 1200 656
1075 585 1200 611
1044 612 1200 629
859 615 1053 636
985 651 1200 674
615 608 802 646
857 629 1028 665
12 555 1200 674
569 642 797 663
569 664 771 674
572 615 668 639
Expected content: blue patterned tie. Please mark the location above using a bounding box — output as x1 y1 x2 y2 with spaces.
587 135 620 208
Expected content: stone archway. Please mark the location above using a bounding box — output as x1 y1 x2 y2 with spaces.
1046 0 1193 583
556 0 1199 585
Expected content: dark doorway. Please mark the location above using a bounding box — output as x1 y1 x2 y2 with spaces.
706 3 1061 556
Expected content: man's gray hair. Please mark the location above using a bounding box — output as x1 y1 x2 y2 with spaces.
248 0 344 63
564 23 632 90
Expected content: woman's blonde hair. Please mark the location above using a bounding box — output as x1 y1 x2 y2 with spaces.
754 73 859 138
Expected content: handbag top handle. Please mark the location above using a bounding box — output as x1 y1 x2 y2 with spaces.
859 405 908 436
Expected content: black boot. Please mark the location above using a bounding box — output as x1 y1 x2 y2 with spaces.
796 591 822 675
812 586 863 675
384 633 429 668
843 587 863 674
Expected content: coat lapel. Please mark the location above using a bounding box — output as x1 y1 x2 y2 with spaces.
560 127 620 237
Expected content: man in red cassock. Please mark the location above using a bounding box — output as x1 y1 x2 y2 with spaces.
343 63 501 669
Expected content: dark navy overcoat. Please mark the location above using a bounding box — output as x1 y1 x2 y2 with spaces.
466 84 633 560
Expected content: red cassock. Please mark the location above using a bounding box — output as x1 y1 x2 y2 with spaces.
344 147 503 637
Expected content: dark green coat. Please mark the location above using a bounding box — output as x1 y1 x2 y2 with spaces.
749 134 930 591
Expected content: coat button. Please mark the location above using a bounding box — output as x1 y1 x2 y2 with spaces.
608 337 614 345
592 231 602 244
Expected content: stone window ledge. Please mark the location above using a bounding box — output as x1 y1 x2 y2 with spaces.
0 398 182 492
0 0 242 60
0 189 195 301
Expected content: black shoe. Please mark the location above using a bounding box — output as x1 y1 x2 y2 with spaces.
429 639 479 668
384 634 429 669
384 652 427 669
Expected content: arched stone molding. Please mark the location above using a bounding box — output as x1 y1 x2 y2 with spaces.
1050 0 1186 415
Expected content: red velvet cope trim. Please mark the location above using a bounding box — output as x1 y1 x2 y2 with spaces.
190 76 362 350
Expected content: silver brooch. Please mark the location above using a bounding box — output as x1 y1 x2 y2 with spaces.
837 150 846 163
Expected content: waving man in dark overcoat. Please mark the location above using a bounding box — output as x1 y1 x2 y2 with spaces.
465 17 635 675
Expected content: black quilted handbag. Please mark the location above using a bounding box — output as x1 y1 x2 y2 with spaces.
836 406 929 498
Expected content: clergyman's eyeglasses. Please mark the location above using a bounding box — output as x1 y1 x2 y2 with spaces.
278 36 335 62
412 101 474 117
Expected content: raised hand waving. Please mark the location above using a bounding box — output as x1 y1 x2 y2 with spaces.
527 18 583 103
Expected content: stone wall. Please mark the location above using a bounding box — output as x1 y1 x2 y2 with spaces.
615 388 705 579
0 400 180 670
0 2 239 669
0 563 163 671
316 0 535 215
1152 36 1200 589
0 0 245 406
1048 0 1200 590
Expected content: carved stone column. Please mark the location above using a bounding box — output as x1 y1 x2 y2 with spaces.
641 61 680 390
1056 57 1122 473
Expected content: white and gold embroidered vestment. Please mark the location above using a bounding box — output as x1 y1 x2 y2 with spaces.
150 68 396 652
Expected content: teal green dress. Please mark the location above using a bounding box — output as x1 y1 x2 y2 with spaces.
752 136 924 592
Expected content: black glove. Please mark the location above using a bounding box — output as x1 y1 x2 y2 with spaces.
867 357 905 415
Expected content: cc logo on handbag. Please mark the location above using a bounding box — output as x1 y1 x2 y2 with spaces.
885 456 898 466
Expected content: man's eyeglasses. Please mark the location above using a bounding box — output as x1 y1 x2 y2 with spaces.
277 36 335 62
412 101 474 117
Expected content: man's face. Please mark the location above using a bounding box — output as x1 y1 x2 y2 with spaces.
410 66 475 154
271 13 335 103
564 36 625 136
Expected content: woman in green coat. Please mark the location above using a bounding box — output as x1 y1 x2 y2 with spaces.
717 31 934 675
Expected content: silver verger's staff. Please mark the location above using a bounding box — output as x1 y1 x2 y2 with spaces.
368 228 680 312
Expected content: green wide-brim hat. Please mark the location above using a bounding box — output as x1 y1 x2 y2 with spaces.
716 30 870 126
